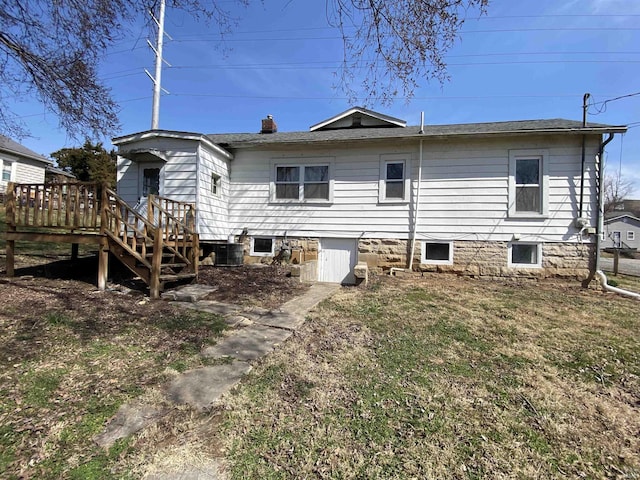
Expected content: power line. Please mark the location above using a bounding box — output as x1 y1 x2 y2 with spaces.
169 26 640 44
589 92 640 115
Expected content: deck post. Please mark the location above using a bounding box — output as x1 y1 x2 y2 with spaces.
98 238 109 291
150 226 163 299
71 243 79 260
5 182 16 277
97 185 110 291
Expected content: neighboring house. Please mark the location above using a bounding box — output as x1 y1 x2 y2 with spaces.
113 107 626 284
45 165 76 183
602 214 640 250
0 135 53 194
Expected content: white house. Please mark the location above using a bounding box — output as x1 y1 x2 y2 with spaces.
0 135 53 193
113 107 627 283
603 214 640 250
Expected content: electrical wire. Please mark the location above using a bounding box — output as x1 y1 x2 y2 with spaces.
589 92 640 115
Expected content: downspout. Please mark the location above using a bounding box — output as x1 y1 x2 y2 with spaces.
408 112 425 271
583 132 615 287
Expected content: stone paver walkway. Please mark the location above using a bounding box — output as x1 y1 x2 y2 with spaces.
93 282 340 478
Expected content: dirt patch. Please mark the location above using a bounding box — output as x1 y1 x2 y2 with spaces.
197 264 310 309
0 254 309 310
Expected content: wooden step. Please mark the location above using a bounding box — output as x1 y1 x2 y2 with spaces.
159 263 188 269
159 272 197 282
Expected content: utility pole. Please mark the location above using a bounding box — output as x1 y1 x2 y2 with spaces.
146 0 170 130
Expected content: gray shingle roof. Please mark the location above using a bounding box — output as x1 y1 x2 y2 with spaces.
206 118 626 149
0 135 52 164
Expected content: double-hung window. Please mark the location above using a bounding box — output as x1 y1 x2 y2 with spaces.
2 160 13 182
379 154 410 203
508 150 549 217
273 162 332 202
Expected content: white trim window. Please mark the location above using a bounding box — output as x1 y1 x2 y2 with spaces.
421 241 453 265
628 231 636 241
2 159 14 182
250 237 275 256
379 154 410 203
271 160 333 203
508 242 542 268
211 173 221 196
508 149 549 217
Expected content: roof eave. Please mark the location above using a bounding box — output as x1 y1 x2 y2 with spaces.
112 129 233 160
217 125 628 149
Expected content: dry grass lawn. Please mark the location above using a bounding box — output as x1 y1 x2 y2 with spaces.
219 275 639 479
1 256 638 478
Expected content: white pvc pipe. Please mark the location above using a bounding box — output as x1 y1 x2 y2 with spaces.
595 270 640 300
408 113 425 271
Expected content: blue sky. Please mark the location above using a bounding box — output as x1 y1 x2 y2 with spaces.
10 0 640 195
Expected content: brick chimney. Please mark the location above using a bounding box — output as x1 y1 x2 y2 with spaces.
261 114 277 134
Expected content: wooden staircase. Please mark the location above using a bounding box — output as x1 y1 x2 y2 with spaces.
4 182 199 298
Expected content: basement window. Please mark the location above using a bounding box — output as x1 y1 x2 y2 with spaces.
251 237 275 256
421 241 453 265
509 242 542 268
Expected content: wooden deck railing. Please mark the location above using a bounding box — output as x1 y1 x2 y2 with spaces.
5 181 101 231
148 195 199 273
101 187 156 271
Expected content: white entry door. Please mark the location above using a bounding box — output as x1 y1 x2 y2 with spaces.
318 238 357 284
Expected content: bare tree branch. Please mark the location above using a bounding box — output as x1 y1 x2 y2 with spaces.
0 0 252 140
604 169 635 212
326 0 489 105
1 0 488 140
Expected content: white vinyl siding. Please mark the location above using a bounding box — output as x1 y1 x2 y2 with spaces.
197 143 230 240
224 136 598 245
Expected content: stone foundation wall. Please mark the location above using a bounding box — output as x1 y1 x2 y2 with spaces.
358 238 595 279
221 235 594 280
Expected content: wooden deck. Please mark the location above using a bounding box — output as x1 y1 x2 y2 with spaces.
3 182 199 298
